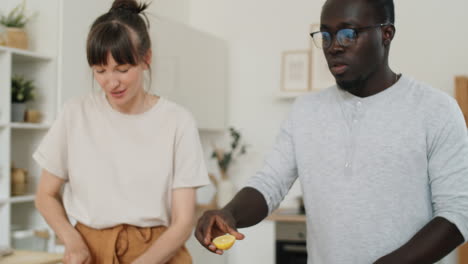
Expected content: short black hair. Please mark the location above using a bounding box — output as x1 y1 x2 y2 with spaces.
367 0 395 24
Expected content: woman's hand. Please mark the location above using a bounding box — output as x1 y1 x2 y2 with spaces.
36 169 92 264
130 257 151 264
63 239 92 264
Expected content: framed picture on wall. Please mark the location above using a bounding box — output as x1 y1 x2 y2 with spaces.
309 24 335 91
281 50 311 93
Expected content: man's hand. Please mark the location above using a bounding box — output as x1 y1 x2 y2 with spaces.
373 253 411 264
195 209 245 255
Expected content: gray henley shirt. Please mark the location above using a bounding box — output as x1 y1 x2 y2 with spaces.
247 75 468 263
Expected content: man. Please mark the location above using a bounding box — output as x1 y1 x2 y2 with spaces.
195 0 468 263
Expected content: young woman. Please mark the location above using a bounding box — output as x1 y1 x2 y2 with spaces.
34 0 209 263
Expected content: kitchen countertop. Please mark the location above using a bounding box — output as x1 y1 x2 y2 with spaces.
267 208 307 222
0 250 63 264
196 204 306 223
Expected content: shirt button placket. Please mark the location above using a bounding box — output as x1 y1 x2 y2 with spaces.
345 101 362 175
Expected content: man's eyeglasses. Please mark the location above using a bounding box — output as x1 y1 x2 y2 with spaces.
310 23 392 49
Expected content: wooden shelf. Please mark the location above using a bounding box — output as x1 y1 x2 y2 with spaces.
267 208 306 223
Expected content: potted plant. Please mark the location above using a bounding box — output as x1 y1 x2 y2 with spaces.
211 127 248 207
0 0 30 50
11 75 35 122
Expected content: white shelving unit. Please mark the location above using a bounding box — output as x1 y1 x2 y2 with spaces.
0 46 58 250
0 0 60 251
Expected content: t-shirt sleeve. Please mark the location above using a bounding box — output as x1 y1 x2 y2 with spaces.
172 112 210 189
32 103 69 180
245 110 298 215
427 96 468 241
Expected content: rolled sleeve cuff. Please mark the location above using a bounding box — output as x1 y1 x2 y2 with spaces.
435 212 468 242
33 151 68 180
245 179 277 215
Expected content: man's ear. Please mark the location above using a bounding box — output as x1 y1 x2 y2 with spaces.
383 24 396 46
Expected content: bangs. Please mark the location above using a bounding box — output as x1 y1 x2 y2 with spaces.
87 22 140 66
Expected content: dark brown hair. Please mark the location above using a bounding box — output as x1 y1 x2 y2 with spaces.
86 0 151 67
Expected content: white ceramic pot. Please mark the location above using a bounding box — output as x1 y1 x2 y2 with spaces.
11 103 26 122
216 179 237 208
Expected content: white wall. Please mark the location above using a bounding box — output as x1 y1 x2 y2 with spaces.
149 0 190 24
59 0 111 105
391 0 468 96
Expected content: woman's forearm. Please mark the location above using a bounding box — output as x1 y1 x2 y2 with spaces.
35 193 85 247
135 221 193 264
134 188 197 264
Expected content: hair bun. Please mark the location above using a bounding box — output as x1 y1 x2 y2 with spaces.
110 0 148 14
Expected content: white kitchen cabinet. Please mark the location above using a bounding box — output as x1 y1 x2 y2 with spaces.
151 18 228 130
186 234 227 264
186 221 275 264
226 221 276 264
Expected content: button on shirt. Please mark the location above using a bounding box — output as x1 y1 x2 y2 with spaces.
247 75 468 263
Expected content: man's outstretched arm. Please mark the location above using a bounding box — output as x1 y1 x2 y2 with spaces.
196 110 299 254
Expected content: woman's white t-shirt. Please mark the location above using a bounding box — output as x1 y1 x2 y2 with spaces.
33 92 210 229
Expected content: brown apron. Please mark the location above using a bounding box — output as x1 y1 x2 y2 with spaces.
75 222 192 264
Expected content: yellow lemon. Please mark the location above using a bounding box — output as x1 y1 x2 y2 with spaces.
212 234 236 250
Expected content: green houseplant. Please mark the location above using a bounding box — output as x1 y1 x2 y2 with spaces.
0 0 31 49
211 127 248 180
11 75 35 122
211 127 248 207
0 1 29 28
